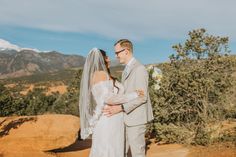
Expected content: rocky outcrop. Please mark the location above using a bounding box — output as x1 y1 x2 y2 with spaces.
0 114 80 152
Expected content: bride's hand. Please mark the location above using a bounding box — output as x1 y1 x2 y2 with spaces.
136 89 144 97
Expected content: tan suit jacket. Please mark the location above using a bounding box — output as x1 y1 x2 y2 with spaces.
122 58 154 126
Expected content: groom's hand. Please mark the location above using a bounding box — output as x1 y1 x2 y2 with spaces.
102 105 123 117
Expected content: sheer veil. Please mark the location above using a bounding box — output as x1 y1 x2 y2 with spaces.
79 48 108 140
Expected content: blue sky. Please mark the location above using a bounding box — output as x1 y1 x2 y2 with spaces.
0 0 236 64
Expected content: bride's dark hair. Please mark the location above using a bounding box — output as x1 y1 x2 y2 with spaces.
99 49 119 93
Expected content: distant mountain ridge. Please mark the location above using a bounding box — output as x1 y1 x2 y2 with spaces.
0 39 121 79
0 39 86 79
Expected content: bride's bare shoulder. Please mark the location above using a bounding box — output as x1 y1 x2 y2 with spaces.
92 71 108 85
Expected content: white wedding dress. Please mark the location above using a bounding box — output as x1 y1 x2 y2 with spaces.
89 79 138 157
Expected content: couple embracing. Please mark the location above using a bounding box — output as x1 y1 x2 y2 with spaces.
79 39 154 157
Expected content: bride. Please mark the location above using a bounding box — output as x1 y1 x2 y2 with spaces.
79 48 144 157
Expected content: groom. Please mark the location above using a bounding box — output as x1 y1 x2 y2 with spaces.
103 39 154 157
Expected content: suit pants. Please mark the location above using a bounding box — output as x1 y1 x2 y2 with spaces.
125 124 146 157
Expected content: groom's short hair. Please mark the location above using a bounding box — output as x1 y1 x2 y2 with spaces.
114 39 133 53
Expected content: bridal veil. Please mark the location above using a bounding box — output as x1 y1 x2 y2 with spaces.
79 48 108 140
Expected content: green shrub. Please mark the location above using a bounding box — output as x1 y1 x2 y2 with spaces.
148 28 235 145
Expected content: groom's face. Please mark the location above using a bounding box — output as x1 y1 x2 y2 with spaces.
114 44 127 64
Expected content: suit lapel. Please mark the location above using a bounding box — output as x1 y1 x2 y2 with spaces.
122 58 138 83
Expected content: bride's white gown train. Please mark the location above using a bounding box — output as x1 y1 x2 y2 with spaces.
89 80 137 157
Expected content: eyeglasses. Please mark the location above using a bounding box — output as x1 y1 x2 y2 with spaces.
115 49 125 55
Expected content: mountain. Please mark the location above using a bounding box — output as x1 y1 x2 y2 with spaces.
0 39 85 79
0 39 21 51
0 39 40 52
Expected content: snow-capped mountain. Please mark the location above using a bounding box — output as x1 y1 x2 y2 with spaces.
0 38 120 79
0 39 86 79
0 39 40 52
0 39 21 51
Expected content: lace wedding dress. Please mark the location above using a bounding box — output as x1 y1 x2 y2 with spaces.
89 79 138 157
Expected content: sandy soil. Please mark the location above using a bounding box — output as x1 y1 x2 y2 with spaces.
188 143 236 157
20 84 34 95
46 85 67 95
52 140 236 157
1 143 235 157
